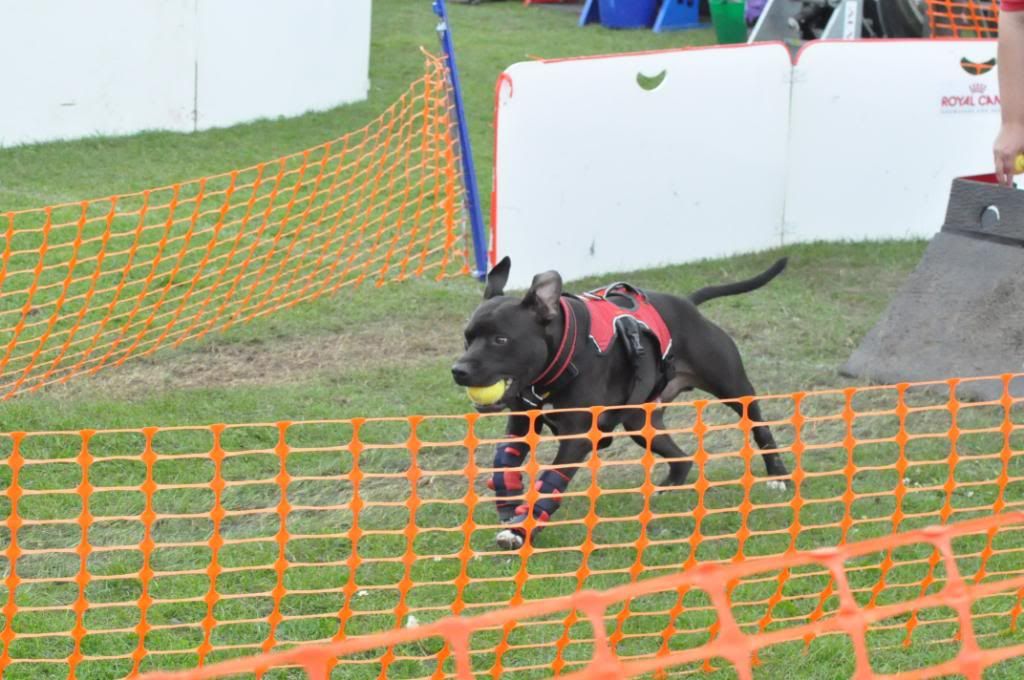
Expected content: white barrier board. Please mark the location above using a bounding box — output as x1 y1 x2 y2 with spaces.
196 0 372 130
0 0 372 147
494 40 1001 287
494 45 793 289
785 40 1000 242
0 0 196 145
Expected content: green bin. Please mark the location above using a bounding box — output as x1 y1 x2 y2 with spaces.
709 0 747 44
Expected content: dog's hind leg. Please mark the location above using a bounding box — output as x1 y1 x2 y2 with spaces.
711 380 791 488
741 399 790 486
626 408 693 488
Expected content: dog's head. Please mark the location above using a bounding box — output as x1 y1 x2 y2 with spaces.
451 257 563 412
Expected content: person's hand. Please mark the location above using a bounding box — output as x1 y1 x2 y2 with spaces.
993 122 1024 186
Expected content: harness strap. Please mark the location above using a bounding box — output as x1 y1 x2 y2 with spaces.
523 298 579 405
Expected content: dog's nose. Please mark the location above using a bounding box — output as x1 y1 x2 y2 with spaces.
451 364 472 385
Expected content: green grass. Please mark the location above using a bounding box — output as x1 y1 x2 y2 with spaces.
0 2 1023 679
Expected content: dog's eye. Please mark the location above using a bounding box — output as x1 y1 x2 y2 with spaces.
494 335 509 345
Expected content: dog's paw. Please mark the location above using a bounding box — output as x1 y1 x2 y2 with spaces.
655 474 688 491
766 479 790 493
496 528 525 550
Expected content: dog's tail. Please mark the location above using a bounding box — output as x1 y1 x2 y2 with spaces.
689 257 788 306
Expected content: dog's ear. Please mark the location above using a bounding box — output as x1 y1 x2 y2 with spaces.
522 271 562 322
483 257 511 299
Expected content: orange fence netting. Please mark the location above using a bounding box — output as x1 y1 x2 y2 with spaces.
138 512 1024 680
928 0 1000 37
0 52 470 403
0 373 1020 678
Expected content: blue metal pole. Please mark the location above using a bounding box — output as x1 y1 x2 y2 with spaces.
433 0 489 281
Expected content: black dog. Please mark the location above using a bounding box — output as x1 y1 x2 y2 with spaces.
452 257 790 549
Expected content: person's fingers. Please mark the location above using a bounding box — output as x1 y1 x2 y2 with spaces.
995 150 1009 186
997 148 1019 187
1008 150 1021 185
994 139 1006 185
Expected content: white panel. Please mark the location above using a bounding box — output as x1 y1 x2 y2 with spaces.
0 0 371 147
195 0 372 130
785 40 1000 242
494 45 793 289
0 0 196 146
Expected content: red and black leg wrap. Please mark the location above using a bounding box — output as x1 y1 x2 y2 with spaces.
487 441 530 522
514 467 574 526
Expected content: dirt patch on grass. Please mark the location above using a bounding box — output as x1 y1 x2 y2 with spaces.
56 320 464 399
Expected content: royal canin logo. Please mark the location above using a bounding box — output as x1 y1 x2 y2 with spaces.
940 68 998 113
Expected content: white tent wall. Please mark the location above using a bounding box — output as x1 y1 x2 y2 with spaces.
0 0 372 147
493 40 1000 289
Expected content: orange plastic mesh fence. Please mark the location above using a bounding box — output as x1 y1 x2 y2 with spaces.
0 52 469 402
927 0 1000 37
0 373 1021 678
138 511 1024 680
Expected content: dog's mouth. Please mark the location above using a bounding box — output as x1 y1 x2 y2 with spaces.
471 377 517 413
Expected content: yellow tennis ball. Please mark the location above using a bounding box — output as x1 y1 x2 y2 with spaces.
467 381 505 405
1015 154 1024 175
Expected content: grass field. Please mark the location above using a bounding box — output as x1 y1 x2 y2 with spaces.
0 1 1023 679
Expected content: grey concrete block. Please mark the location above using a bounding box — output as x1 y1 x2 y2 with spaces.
842 177 1024 401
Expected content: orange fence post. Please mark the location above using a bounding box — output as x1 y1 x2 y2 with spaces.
0 432 24 676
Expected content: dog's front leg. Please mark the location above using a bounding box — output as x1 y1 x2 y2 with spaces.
496 436 591 550
488 414 539 524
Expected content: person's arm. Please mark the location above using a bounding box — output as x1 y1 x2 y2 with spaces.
994 6 1024 185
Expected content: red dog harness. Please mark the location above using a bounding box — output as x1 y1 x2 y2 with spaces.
580 283 672 359
523 283 672 406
